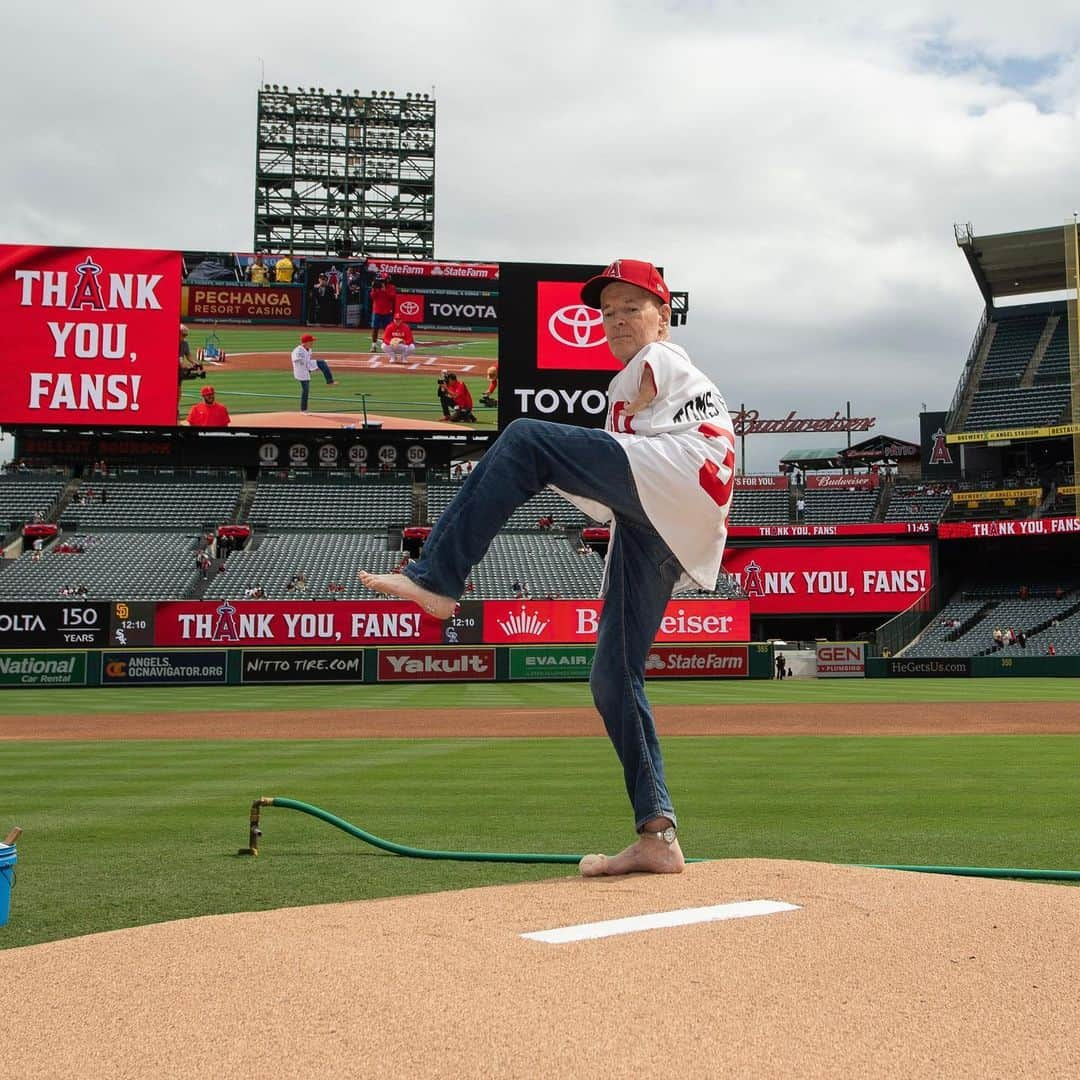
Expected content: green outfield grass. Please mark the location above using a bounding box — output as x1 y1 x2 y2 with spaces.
179 325 498 427
0 677 1076 715
3 731 1078 950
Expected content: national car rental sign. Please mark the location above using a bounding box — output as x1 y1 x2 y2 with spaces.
0 244 182 426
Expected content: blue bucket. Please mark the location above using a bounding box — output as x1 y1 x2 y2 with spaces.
0 844 16 927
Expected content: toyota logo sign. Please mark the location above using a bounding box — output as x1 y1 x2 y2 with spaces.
398 300 421 317
548 305 606 348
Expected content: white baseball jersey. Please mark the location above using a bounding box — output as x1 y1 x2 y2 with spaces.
556 341 735 594
291 345 317 382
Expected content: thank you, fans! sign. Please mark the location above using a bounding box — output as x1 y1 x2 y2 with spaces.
0 244 181 426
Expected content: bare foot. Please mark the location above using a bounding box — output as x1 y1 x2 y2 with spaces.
357 570 458 620
579 835 685 877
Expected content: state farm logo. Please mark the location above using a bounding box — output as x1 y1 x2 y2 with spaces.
496 606 551 638
398 300 421 317
645 646 748 677
548 305 605 348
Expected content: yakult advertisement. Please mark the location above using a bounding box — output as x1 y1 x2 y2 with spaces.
0 244 181 426
722 545 932 614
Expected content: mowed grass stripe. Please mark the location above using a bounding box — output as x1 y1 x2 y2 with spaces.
2 734 1078 949
1 678 1077 716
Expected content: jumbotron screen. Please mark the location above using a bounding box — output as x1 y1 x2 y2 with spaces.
0 244 622 435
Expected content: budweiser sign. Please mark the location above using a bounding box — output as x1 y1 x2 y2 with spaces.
732 409 876 436
805 474 879 490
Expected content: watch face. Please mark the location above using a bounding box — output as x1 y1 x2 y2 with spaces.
661 827 676 843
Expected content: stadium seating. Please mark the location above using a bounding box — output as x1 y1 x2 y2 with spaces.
802 488 880 523
1033 318 1070 382
0 531 202 600
964 383 1071 432
0 471 68 530
203 531 405 601
729 489 789 525
249 474 413 530
884 485 952 523
427 482 592 530
61 474 244 530
465 533 604 598
902 583 1079 657
979 314 1045 384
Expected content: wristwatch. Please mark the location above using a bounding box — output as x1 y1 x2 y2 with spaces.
643 825 677 843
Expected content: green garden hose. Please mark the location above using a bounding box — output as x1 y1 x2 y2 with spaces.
239 796 1080 881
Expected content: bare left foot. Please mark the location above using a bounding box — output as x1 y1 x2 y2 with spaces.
579 835 685 877
357 570 458 619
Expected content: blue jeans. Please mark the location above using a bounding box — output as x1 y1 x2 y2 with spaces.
316 359 334 384
404 418 681 829
298 379 310 411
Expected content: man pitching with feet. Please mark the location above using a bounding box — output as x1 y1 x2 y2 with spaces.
361 259 735 876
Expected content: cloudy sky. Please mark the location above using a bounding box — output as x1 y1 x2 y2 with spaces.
4 0 1079 470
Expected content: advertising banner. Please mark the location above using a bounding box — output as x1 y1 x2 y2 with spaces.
734 475 789 490
535 281 617 372
395 293 424 322
937 516 1080 540
805 474 879 490
241 649 364 684
482 599 750 644
815 642 866 678
0 602 111 648
0 244 181 427
365 259 499 282
0 651 86 687
727 522 933 539
101 651 227 685
643 645 748 678
885 657 971 678
950 487 1040 505
182 284 302 323
377 647 497 682
509 646 595 681
722 545 932 615
405 287 498 331
153 600 445 647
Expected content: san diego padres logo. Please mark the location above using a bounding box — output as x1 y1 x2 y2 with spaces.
398 300 420 317
547 305 606 348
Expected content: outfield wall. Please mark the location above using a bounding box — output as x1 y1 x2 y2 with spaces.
0 643 775 688
865 656 1080 677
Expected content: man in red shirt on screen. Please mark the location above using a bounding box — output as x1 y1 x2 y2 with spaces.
381 314 416 365
369 273 397 349
444 372 476 422
185 385 231 428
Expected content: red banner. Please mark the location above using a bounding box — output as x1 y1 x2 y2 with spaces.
153 600 445 646
0 244 181 426
482 598 749 644
805 474 879 490
183 284 300 322
727 522 933 539
377 647 497 681
644 645 748 678
938 516 1080 540
722 545 932 614
365 260 499 281
734 475 789 490
395 294 424 322
535 281 620 372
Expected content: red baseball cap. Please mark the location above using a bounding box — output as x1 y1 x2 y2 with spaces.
301 333 316 343
581 259 670 309
201 385 215 397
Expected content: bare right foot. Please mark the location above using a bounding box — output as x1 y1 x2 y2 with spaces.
357 570 458 620
579 835 685 877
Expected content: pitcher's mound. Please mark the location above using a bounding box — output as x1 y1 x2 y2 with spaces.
4 859 1079 1078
